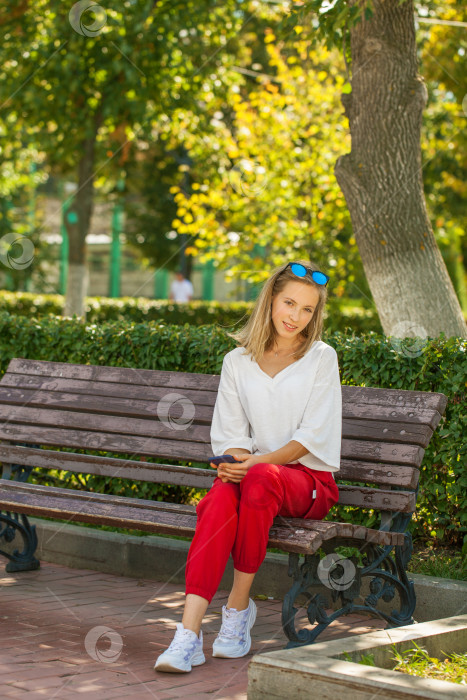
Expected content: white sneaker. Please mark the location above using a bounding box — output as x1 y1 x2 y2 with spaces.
154 622 205 673
212 598 257 658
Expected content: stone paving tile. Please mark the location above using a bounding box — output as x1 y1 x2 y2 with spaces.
1 560 387 698
2 689 50 699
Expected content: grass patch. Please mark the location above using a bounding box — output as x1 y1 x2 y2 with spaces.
408 542 466 581
345 643 467 685
392 642 467 684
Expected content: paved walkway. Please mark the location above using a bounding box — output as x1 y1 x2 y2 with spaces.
1 561 386 699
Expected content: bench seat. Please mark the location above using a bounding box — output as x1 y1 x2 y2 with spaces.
0 480 405 553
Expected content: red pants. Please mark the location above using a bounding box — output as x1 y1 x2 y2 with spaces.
185 462 339 603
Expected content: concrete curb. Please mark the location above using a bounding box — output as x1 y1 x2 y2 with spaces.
248 615 467 699
14 517 467 623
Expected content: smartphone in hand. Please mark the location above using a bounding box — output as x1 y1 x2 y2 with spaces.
208 454 240 467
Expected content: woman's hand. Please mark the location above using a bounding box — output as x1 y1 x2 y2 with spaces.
211 454 266 484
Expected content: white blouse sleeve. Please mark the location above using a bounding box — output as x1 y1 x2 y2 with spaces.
210 353 255 455
291 347 342 470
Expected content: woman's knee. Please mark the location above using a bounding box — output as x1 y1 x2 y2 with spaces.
242 462 281 483
196 479 240 518
239 463 283 509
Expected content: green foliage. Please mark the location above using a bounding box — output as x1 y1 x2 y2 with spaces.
345 643 467 683
0 0 250 173
0 311 465 545
0 140 51 291
343 651 377 666
335 543 466 580
166 39 364 298
407 546 466 581
122 4 286 272
277 0 367 53
0 0 281 284
0 290 383 335
327 330 466 544
391 643 467 684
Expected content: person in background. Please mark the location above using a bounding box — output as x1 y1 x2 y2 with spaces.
169 270 194 302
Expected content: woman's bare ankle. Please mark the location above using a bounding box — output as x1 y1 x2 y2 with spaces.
181 621 201 636
182 593 209 636
226 597 249 611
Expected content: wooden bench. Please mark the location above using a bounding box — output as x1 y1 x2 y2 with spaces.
0 357 448 647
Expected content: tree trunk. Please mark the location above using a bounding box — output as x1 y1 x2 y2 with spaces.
63 114 102 319
335 0 467 339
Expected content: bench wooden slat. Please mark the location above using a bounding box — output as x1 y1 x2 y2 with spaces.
5 358 221 391
0 481 199 536
342 439 424 467
341 384 448 415
0 376 217 409
0 480 198 514
0 404 212 443
0 481 405 552
0 445 420 489
337 485 415 512
343 419 431 446
0 395 434 448
336 458 419 489
343 401 445 430
0 445 216 488
273 517 404 546
0 423 212 462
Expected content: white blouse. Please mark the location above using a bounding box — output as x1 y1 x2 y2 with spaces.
210 340 342 473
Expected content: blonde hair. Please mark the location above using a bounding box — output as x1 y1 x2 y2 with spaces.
227 259 328 363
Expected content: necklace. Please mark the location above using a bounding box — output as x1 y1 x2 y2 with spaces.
273 344 300 359
274 350 297 358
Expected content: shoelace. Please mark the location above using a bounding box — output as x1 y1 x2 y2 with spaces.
220 608 248 641
168 630 198 654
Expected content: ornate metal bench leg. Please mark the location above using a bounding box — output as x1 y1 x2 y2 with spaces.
362 533 416 628
388 532 416 626
0 511 40 572
0 444 41 572
281 536 415 648
282 552 359 648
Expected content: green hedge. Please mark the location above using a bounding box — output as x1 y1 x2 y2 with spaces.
0 311 465 547
0 289 382 335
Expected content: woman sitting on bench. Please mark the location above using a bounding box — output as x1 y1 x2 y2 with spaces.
155 259 342 673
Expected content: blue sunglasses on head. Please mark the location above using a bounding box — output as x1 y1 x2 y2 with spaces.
286 262 330 286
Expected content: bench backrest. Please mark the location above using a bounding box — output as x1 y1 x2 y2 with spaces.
0 358 448 518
